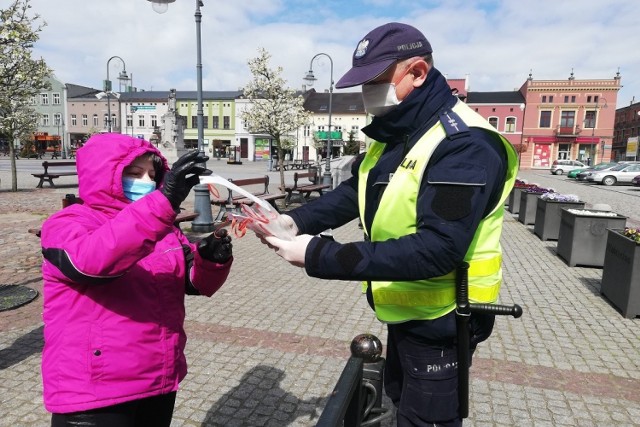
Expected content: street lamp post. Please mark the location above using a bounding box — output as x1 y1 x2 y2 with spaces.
304 53 334 189
592 97 607 162
148 0 215 233
104 56 129 133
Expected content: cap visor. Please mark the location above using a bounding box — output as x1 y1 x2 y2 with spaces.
335 59 395 88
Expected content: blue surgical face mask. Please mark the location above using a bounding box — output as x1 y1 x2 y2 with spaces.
122 177 156 202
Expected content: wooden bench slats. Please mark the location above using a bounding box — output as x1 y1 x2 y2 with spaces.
210 175 285 221
283 172 330 206
32 161 78 188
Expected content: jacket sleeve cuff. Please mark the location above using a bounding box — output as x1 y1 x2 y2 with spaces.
189 250 232 297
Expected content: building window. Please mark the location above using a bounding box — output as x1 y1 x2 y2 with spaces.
539 111 552 128
151 115 158 128
560 110 575 128
42 114 49 126
584 111 596 128
571 95 576 103
112 114 117 128
40 93 49 105
488 117 498 129
587 96 592 103
304 125 310 137
53 113 62 126
549 96 553 103
191 116 197 128
104 114 109 127
82 114 88 127
505 117 516 133
542 95 546 103
30 95 37 105
93 114 99 126
71 114 77 126
127 115 133 127
53 93 61 105
212 116 219 129
564 95 569 103
351 125 360 133
138 115 145 127
223 116 230 129
202 116 208 129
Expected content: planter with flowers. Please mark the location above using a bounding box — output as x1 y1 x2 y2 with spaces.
508 180 539 215
600 227 640 318
534 193 585 241
518 185 553 226
556 207 627 267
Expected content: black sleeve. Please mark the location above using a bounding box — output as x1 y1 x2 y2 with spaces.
304 129 508 281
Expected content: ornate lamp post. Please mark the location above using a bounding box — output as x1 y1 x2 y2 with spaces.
104 56 129 133
304 53 334 189
148 0 215 232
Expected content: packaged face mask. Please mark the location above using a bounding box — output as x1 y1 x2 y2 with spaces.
122 177 156 201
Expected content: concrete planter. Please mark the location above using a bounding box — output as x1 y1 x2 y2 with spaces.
518 191 545 225
556 209 627 267
601 229 640 318
534 199 586 241
507 187 525 215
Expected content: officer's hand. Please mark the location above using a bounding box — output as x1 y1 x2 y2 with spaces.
161 150 211 210
263 234 313 267
198 228 233 264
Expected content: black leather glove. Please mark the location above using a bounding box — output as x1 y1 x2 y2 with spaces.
198 228 233 263
161 150 211 210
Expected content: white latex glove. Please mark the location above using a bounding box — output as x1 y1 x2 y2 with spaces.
264 234 313 267
278 214 299 236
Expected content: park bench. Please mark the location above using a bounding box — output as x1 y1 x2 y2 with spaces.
282 171 329 206
28 194 198 237
209 175 285 221
32 161 78 188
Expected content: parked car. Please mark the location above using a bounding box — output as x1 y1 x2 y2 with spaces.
575 162 619 181
567 162 616 179
587 162 640 186
632 174 640 187
550 160 586 175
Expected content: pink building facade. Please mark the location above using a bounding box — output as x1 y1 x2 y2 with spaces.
517 72 621 169
447 72 621 170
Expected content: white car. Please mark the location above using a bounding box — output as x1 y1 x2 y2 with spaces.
550 159 586 175
587 162 640 186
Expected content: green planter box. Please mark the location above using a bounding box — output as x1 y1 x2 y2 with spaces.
534 199 586 241
601 229 640 318
507 187 525 215
518 191 545 225
556 209 627 267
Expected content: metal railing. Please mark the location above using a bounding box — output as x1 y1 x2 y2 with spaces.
316 334 392 427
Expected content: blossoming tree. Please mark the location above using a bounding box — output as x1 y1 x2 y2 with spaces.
241 48 311 193
0 0 51 191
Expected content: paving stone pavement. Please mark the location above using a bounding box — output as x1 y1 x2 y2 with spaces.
0 162 639 426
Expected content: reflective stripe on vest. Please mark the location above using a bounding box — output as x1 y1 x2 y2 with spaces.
358 100 519 322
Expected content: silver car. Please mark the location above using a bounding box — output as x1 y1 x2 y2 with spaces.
575 162 619 181
550 159 586 175
587 162 640 186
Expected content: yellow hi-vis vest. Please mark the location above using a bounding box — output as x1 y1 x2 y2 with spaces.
358 100 519 322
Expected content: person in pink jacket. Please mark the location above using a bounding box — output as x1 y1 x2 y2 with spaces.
40 134 233 426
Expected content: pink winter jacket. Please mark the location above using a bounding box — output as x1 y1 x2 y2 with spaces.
40 134 231 413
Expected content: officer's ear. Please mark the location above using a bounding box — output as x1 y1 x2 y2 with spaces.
409 60 429 88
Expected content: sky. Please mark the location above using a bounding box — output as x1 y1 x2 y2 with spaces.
24 0 639 108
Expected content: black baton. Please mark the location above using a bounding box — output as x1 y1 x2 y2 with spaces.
455 262 523 420
455 262 471 419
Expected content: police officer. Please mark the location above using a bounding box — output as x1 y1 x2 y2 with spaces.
261 22 518 426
